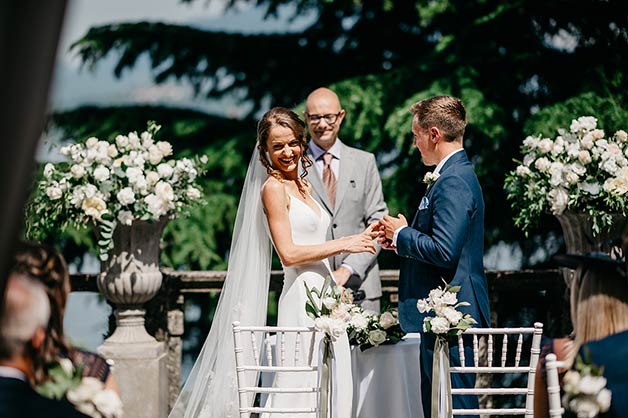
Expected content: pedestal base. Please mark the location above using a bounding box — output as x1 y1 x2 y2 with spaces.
99 339 168 418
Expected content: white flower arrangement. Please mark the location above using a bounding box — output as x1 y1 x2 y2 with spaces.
347 307 405 350
304 276 354 341
36 359 123 418
505 116 628 235
562 354 612 418
416 281 477 336
27 122 208 260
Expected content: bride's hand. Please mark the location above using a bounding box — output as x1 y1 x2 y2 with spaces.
342 231 376 254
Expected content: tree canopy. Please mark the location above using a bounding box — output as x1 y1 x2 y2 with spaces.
41 0 628 269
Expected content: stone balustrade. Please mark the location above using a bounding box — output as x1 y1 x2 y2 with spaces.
70 268 569 413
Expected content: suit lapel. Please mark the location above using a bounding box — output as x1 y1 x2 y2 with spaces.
333 142 353 213
306 150 333 215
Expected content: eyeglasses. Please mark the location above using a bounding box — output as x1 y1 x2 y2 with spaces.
305 112 342 125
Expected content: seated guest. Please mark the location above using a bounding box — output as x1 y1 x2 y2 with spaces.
0 273 88 418
12 242 118 392
534 251 628 418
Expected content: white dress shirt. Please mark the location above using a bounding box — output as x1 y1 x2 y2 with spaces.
392 148 464 247
0 365 27 382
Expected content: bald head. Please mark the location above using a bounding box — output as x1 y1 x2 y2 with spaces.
304 87 346 150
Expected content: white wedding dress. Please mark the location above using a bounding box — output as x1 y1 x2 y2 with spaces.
262 193 353 418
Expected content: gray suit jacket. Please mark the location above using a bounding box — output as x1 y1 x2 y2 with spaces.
306 141 388 299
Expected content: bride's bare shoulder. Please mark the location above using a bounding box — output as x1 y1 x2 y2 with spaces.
261 177 287 204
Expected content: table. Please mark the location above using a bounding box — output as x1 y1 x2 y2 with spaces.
351 334 424 418
261 333 424 418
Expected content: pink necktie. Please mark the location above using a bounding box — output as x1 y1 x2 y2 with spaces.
322 152 336 209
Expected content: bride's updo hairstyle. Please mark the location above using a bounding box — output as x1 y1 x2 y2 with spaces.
256 107 313 182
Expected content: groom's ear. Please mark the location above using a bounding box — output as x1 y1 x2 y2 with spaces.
429 127 441 143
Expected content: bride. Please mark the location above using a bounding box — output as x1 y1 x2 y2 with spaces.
169 107 376 418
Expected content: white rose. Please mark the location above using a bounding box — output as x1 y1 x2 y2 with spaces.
200 155 208 164
117 210 134 226
93 389 124 418
128 132 141 149
379 311 397 330
43 163 55 178
314 316 346 341
71 188 84 208
607 143 621 156
141 131 154 147
565 171 579 185
186 186 202 200
146 171 160 187
523 154 535 167
441 291 458 305
548 188 569 215
93 166 110 182
70 164 86 179
368 329 387 346
534 157 551 172
107 144 119 158
85 137 99 149
322 297 337 310
581 133 595 150
538 138 553 154
516 165 531 178
596 388 612 412
428 288 444 300
144 194 168 219
578 150 592 165
46 186 62 200
613 130 628 143
592 129 605 140
157 163 174 178
66 377 102 403
81 196 108 220
578 182 601 195
117 187 136 205
156 141 173 157
551 137 564 156
59 358 74 375
571 116 597 133
331 304 351 322
522 135 540 150
134 175 148 194
155 181 174 202
148 145 163 165
569 397 600 418
442 306 463 325
349 312 369 330
562 370 581 393
126 167 143 184
566 142 580 159
115 135 129 149
549 162 565 187
429 316 451 334
417 298 431 313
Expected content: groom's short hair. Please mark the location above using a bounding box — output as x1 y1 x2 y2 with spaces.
410 96 466 142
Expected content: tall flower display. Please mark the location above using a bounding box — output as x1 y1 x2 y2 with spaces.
27 122 208 260
505 116 628 236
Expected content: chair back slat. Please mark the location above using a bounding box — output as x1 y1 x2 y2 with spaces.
487 334 494 368
232 322 321 417
515 333 524 367
545 353 565 418
450 323 544 417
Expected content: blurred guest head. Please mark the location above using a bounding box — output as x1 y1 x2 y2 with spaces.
0 273 50 381
11 242 72 378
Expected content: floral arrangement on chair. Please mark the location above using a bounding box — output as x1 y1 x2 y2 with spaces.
505 116 628 236
37 359 123 418
562 353 612 418
417 281 476 418
27 122 208 260
347 306 405 351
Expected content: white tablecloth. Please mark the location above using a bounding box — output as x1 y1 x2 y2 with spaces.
260 334 424 418
351 334 424 418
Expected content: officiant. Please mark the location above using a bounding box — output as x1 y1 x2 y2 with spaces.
303 87 388 312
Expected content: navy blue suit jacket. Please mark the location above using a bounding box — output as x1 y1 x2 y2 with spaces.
0 376 89 418
577 330 628 418
396 150 490 332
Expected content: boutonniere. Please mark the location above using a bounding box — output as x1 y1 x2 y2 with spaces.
423 172 440 186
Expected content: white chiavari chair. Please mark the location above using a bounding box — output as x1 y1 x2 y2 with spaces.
232 321 322 417
545 353 566 418
448 322 544 417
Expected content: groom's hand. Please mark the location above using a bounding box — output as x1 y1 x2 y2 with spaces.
379 214 408 240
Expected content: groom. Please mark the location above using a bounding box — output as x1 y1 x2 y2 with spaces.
377 96 490 416
303 87 388 312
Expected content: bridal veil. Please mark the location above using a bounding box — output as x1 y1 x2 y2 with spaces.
168 148 271 418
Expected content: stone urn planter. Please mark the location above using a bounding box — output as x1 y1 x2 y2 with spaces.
97 217 169 418
555 212 627 285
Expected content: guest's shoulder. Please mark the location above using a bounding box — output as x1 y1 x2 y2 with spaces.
341 143 375 161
